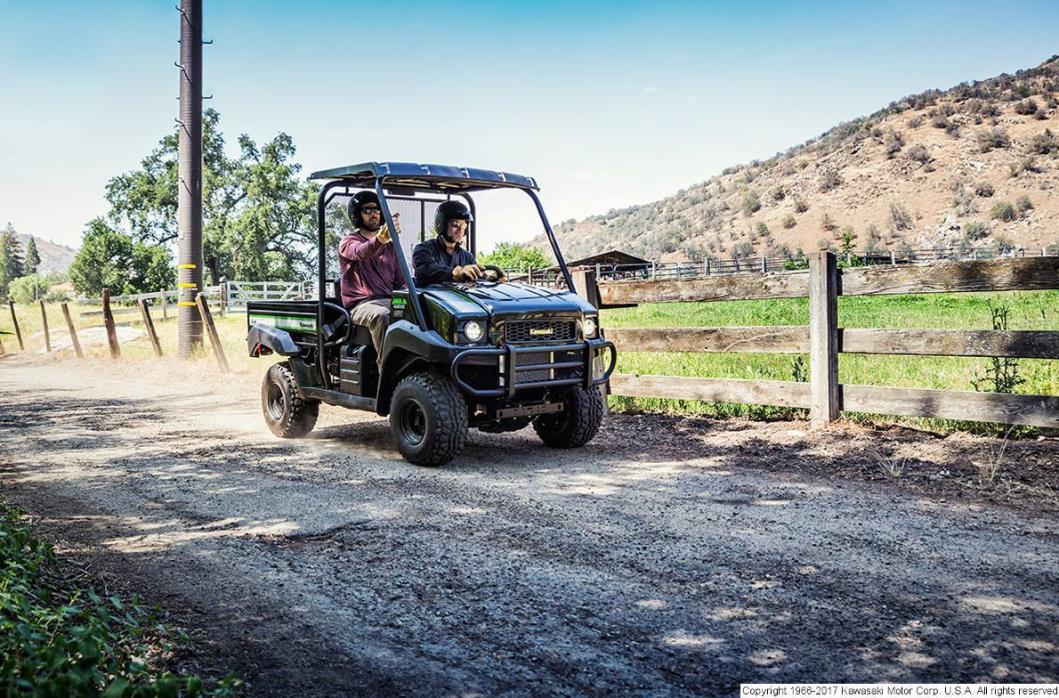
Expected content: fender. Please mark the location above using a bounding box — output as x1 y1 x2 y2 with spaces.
248 324 301 357
375 320 462 415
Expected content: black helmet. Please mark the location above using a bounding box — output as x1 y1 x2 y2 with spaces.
434 200 473 241
348 191 381 231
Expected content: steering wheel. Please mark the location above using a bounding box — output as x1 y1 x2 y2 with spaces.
479 264 506 283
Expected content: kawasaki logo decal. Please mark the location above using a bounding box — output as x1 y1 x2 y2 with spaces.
529 328 554 336
249 312 316 332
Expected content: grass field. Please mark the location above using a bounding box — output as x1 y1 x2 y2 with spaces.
2 290 1056 432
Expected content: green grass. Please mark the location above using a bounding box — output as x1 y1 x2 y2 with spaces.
602 291 1059 430
0 503 242 696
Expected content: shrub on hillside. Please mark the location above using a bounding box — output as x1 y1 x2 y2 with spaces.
974 181 995 197
1015 195 1034 216
907 115 923 129
931 113 950 129
890 202 913 231
1012 156 1042 177
771 187 785 201
977 127 1010 152
818 169 842 192
994 235 1016 254
756 222 770 237
782 214 797 229
954 185 976 216
1030 129 1057 155
794 197 809 213
907 144 931 164
884 130 904 158
991 201 1017 221
821 213 838 232
742 192 761 217
964 221 989 241
1014 98 1038 115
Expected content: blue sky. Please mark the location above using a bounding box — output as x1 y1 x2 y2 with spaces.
1 0 1057 250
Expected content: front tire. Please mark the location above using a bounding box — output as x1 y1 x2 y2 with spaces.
262 362 319 438
389 372 468 466
533 386 604 448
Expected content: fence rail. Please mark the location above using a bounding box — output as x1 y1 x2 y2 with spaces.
590 254 1059 428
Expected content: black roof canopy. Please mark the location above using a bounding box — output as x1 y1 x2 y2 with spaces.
308 162 539 193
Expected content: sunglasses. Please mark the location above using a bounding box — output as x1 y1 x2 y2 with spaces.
361 207 381 214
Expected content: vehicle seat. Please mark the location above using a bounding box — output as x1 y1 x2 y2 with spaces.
322 308 374 348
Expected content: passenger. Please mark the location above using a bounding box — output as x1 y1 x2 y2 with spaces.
412 200 490 284
338 191 404 358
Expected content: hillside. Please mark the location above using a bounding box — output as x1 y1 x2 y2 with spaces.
2 226 78 275
543 56 1059 263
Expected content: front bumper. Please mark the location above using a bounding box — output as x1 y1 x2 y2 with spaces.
450 338 617 399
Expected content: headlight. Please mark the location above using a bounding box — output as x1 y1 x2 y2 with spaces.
463 320 485 342
581 317 597 338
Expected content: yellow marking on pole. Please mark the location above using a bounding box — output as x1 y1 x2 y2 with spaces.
177 282 198 289
177 301 198 307
177 263 197 269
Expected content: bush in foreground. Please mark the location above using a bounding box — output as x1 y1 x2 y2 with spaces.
0 503 242 696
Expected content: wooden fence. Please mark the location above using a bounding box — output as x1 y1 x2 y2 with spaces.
578 253 1059 428
3 287 229 371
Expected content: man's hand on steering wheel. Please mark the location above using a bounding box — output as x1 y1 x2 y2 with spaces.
453 264 483 282
479 264 507 283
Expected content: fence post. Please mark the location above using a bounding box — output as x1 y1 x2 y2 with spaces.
570 268 599 309
890 250 896 266
39 301 51 353
219 281 228 318
809 251 840 425
196 292 230 373
139 300 163 357
161 292 169 321
8 300 24 351
101 288 121 359
61 302 83 358
761 256 767 273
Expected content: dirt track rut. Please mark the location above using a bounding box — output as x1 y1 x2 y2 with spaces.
0 359 1057 695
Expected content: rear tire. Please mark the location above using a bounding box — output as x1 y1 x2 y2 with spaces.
262 362 319 438
533 386 604 448
389 371 468 467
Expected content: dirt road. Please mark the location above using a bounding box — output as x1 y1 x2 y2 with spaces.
1 357 1057 695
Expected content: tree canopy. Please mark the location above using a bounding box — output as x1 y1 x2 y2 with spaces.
89 108 317 289
69 219 173 297
478 242 553 271
23 237 40 275
0 224 25 297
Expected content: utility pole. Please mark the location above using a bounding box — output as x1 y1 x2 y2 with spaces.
177 0 203 356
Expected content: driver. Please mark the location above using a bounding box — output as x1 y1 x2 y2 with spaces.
412 200 494 285
338 191 405 359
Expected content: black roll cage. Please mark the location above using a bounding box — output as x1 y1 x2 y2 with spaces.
314 176 577 386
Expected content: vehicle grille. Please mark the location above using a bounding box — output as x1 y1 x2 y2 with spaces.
505 320 577 344
515 349 583 385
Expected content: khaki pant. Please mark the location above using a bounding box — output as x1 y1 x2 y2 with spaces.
351 298 391 360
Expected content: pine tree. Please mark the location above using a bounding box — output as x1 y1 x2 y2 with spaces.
24 236 41 275
0 224 25 296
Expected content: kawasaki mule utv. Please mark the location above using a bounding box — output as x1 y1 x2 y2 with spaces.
246 162 616 466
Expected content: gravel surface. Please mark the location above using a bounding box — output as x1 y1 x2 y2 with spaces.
1 357 1057 696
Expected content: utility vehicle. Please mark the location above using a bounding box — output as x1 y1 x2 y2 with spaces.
247 162 616 466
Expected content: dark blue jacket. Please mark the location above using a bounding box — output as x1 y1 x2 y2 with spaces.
412 236 477 285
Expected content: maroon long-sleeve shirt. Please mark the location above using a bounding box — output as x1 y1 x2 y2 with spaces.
338 230 405 308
